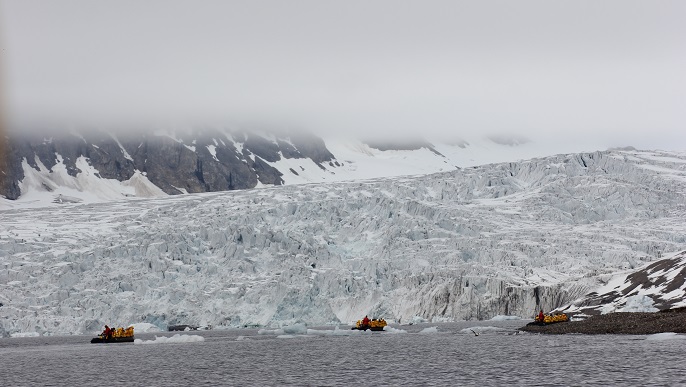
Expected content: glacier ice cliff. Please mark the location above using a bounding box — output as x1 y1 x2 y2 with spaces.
1 149 685 335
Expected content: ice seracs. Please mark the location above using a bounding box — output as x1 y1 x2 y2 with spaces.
0 149 685 336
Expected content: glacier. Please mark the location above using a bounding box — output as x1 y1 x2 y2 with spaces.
1 149 685 336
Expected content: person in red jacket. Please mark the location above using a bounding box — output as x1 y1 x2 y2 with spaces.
538 310 545 323
362 315 370 327
102 325 111 339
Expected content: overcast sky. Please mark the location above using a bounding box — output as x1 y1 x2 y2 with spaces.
1 0 684 149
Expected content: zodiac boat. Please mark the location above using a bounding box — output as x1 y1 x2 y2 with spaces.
351 318 387 331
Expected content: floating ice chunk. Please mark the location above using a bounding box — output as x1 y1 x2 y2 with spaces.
259 323 308 336
10 332 41 338
282 323 307 335
306 326 369 336
258 328 284 335
134 334 204 344
419 326 438 334
646 332 686 341
490 315 522 321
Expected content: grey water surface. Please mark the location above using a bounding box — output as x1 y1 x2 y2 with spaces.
0 321 684 386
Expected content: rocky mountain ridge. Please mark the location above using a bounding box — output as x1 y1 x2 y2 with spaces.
1 129 338 201
1 129 606 208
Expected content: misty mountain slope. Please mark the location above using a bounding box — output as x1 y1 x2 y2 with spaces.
2 129 330 205
1 129 613 209
1 149 685 335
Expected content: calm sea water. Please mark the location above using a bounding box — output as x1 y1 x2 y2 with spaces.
1 321 684 386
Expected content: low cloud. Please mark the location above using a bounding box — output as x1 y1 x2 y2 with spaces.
1 1 684 150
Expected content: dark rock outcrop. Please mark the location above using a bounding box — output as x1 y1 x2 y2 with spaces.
289 133 335 164
0 136 22 200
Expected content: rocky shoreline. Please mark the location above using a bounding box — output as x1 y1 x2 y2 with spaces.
519 308 686 335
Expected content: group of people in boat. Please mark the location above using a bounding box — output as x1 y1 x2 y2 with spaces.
355 315 387 330
101 325 134 339
535 310 569 324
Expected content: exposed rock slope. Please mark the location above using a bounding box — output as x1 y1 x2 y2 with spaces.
557 251 686 315
1 129 335 201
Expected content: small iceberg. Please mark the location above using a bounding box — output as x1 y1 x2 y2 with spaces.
382 326 407 334
134 333 204 345
258 323 308 336
10 332 41 338
419 326 439 334
646 332 685 341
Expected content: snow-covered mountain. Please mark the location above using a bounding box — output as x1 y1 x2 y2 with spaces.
558 250 686 315
1 128 606 209
1 148 685 336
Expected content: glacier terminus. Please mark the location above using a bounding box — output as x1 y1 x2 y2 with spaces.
1 148 685 336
